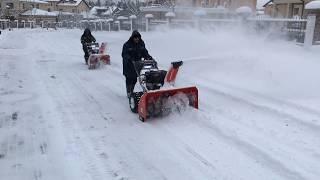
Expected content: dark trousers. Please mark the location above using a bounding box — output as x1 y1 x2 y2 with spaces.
125 76 137 95
82 45 89 64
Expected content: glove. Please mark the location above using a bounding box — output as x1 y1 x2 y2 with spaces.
145 56 153 60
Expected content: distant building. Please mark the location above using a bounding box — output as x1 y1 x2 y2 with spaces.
263 0 313 18
0 0 90 19
145 0 257 11
141 0 257 19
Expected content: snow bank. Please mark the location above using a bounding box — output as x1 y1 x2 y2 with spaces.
236 6 253 14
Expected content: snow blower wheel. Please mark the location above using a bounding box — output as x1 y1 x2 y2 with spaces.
129 92 144 114
129 93 138 113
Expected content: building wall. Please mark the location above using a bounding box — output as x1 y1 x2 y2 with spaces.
304 9 320 44
1 0 88 17
1 0 20 17
264 0 314 18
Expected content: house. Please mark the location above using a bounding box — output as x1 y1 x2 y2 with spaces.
0 0 49 18
263 0 313 18
56 0 90 14
0 0 90 18
20 8 57 23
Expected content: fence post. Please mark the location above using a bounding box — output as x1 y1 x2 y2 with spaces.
304 15 316 48
15 20 18 29
130 15 137 31
114 21 120 31
165 12 175 28
145 14 153 32
193 10 206 30
107 18 113 31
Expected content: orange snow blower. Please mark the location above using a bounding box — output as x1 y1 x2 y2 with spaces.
86 42 110 69
128 60 198 122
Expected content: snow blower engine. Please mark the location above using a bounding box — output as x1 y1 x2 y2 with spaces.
86 42 110 69
129 59 198 122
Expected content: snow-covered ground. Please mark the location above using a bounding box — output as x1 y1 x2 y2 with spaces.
1 28 320 180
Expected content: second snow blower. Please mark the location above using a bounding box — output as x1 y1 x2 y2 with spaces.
86 42 110 69
128 59 198 122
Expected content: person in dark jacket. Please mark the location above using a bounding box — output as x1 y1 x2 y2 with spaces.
122 30 153 97
81 28 96 64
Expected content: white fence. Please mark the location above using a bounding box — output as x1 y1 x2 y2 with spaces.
1 15 317 47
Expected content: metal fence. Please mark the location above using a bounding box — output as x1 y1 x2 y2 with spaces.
1 15 317 47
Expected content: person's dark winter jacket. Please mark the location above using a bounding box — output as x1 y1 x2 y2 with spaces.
81 28 96 63
121 30 152 78
81 28 96 44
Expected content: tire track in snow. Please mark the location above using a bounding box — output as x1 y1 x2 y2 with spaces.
37 67 116 180
193 113 306 180
199 82 320 136
66 70 172 180
183 84 320 179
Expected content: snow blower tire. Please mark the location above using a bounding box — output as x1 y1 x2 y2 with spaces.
129 94 138 113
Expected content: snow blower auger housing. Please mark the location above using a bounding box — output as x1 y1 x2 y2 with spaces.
128 59 198 122
86 42 110 69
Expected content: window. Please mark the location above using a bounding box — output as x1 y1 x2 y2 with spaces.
23 3 25 9
6 3 14 9
72 9 76 13
36 4 39 8
293 8 299 15
48 8 51 12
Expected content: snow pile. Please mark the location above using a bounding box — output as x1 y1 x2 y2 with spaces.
162 93 190 116
193 9 207 16
236 6 253 14
145 14 154 18
19 0 48 4
165 12 176 17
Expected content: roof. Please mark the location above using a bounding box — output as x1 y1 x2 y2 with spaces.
263 0 273 7
21 8 57 16
57 0 83 6
19 0 49 4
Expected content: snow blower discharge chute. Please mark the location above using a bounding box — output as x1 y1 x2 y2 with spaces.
128 60 198 122
86 42 110 69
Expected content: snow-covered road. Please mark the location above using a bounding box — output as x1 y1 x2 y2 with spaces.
1 28 320 180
